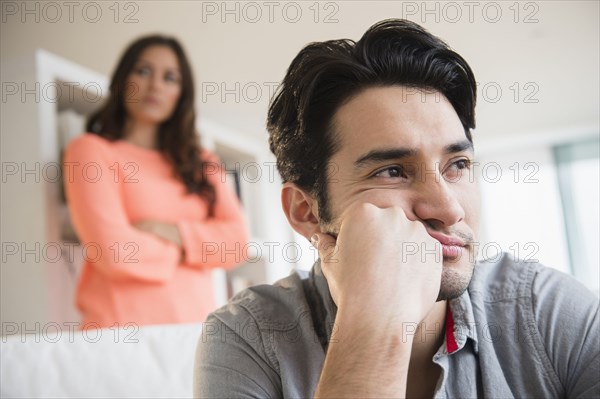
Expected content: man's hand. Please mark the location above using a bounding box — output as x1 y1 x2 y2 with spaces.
312 202 443 398
314 202 442 328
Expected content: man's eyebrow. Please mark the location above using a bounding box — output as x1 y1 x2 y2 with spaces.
354 140 474 168
444 140 474 154
354 148 417 168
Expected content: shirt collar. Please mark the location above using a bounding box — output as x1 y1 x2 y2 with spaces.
446 289 479 354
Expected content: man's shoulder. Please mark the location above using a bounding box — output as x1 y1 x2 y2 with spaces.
466 254 599 398
208 269 313 330
197 269 327 398
469 252 597 309
469 252 534 301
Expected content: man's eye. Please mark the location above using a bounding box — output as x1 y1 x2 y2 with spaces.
444 158 472 181
374 166 405 178
453 159 471 170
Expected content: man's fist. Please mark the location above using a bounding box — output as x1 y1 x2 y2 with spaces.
312 202 442 328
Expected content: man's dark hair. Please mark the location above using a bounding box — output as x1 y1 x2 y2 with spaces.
267 19 477 223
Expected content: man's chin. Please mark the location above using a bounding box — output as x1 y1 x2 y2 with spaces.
436 262 474 301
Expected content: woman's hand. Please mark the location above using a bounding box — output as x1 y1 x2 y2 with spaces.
133 220 185 262
133 220 182 245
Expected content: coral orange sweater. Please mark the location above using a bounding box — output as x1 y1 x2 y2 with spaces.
63 134 248 328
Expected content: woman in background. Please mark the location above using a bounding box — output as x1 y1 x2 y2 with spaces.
63 35 248 328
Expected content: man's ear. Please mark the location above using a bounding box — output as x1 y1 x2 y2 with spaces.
281 182 321 240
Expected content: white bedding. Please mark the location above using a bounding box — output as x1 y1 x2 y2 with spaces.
0 323 202 398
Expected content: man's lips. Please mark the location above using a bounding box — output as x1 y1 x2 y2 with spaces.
427 231 467 258
427 231 466 246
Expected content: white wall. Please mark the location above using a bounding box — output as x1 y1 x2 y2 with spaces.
1 1 598 139
2 1 599 324
1 54 50 326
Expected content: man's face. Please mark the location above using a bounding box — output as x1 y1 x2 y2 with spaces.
319 86 481 300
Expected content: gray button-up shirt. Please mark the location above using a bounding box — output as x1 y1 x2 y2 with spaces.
194 254 600 398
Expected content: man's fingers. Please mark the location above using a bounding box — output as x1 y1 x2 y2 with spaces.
311 232 340 305
311 233 337 264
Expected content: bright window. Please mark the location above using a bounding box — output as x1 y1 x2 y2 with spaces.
554 137 600 293
479 135 599 294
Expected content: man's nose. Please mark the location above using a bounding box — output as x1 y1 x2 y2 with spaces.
410 170 465 228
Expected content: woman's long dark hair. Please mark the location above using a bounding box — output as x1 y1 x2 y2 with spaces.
87 35 215 214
